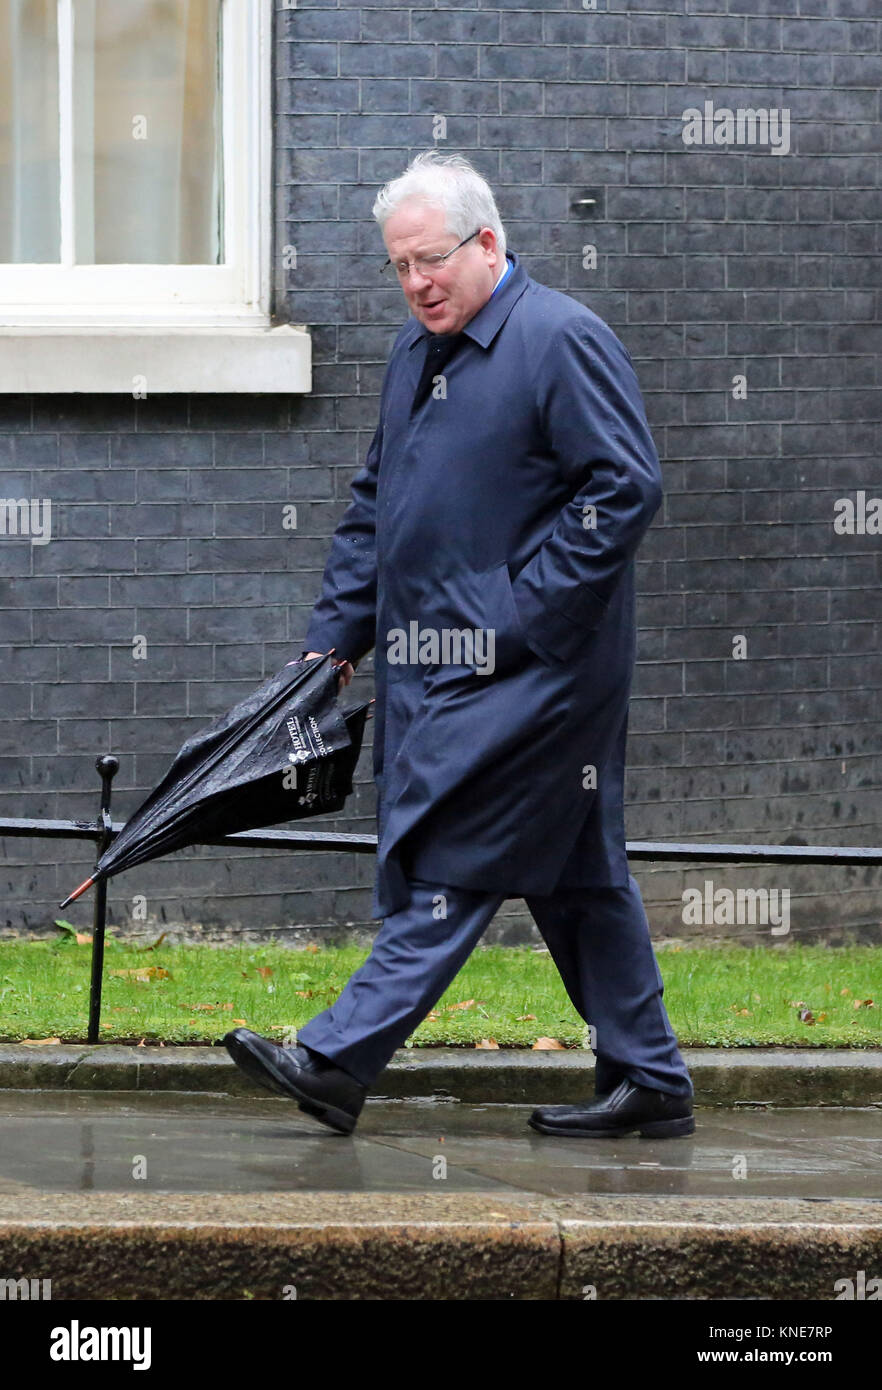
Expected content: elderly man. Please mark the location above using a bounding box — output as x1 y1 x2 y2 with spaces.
225 151 694 1139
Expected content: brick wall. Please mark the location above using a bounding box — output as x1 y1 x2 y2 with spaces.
2 0 880 946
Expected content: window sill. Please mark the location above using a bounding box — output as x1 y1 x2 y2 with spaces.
0 323 311 393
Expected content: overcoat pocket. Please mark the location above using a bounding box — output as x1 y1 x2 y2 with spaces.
422 558 538 679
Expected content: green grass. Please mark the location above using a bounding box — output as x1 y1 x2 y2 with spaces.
0 934 880 1048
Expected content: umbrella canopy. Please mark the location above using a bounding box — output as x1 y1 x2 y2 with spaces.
60 653 371 908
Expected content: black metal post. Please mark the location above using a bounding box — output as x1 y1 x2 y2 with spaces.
86 755 119 1045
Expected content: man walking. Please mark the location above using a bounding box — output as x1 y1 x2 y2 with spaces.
225 151 694 1140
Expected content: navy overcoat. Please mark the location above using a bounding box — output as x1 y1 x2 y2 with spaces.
304 249 663 919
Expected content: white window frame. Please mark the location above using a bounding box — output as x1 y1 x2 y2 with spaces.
0 0 310 391
0 0 270 327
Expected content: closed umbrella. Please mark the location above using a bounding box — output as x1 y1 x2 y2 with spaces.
59 652 370 908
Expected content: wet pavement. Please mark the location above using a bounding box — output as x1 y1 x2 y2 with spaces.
0 1091 880 1201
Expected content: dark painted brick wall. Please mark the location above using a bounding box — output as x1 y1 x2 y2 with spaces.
1 0 880 946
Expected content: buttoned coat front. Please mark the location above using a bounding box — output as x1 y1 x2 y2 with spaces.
304 249 663 919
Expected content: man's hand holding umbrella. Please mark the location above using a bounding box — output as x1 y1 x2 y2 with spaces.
300 652 355 691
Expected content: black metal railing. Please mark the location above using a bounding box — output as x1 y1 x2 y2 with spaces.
2 754 881 1043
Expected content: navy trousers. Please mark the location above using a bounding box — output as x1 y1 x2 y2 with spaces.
297 872 693 1099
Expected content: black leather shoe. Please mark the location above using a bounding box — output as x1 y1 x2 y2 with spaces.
223 1028 367 1135
528 1077 694 1138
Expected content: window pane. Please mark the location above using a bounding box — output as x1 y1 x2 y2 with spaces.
0 0 61 262
74 0 223 265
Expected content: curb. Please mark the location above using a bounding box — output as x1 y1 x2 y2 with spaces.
0 1193 880 1299
1 1044 881 1106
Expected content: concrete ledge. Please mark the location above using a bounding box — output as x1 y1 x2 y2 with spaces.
0 1044 881 1106
0 1192 879 1299
558 1217 882 1301
0 1192 560 1301
0 323 311 393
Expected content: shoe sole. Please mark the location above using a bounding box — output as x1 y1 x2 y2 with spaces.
224 1033 357 1135
527 1114 695 1139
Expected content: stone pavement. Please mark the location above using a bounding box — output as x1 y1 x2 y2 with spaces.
0 1086 880 1299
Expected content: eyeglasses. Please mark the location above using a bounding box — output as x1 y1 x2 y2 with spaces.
380 229 482 280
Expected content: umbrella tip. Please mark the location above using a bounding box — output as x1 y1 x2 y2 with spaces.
58 876 95 909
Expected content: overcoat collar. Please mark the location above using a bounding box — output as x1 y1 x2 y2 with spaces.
403 249 529 354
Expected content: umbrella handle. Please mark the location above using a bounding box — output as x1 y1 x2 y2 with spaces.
59 875 95 910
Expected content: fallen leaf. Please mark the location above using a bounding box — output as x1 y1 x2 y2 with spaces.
475 1038 499 1049
19 1037 61 1045
516 1014 537 1022
295 990 314 998
305 944 320 954
233 1018 247 1025
422 1011 441 1022
140 932 167 952
532 1037 566 1050
798 1008 815 1025
854 998 875 1009
110 966 170 982
446 999 479 1012
256 967 273 979
840 988 851 996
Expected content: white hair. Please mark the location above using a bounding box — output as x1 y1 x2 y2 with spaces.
372 150 507 258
